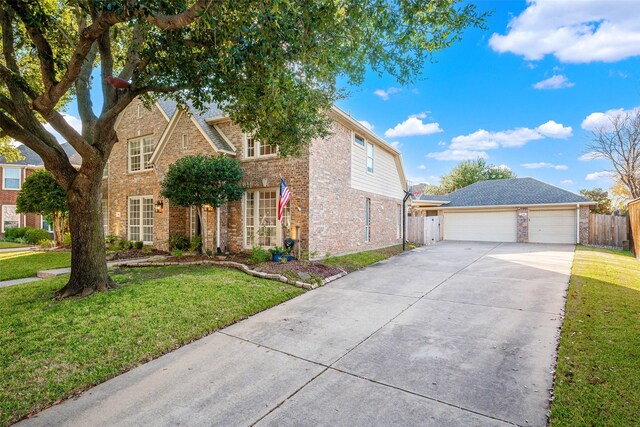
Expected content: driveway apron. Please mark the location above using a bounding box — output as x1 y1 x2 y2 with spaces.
20 241 573 427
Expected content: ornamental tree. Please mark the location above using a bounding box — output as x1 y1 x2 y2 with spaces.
0 0 486 297
438 158 516 193
579 188 613 215
160 154 244 249
16 169 68 245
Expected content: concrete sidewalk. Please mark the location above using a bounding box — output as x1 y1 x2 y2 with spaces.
19 241 574 426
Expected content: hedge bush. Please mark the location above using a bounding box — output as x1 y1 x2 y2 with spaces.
24 228 52 244
3 227 28 241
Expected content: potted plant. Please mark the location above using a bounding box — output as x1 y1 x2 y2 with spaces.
269 246 285 262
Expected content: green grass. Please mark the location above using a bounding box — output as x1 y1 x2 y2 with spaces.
0 265 304 425
0 242 29 249
0 251 71 281
550 246 640 426
322 243 416 272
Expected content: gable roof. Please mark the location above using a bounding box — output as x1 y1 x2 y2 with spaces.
154 98 235 153
417 178 594 207
0 143 81 167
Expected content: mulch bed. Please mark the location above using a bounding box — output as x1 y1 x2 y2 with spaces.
254 260 344 279
106 249 168 261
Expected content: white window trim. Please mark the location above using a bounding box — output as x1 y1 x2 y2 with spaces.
181 134 188 150
127 195 154 244
243 188 290 249
243 134 278 159
2 167 22 190
1 204 19 233
128 136 155 173
102 162 109 179
366 142 374 174
353 132 365 148
136 103 143 118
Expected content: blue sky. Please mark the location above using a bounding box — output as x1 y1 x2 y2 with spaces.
335 0 640 193
55 0 640 193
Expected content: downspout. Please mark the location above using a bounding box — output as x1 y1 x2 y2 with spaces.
402 190 413 251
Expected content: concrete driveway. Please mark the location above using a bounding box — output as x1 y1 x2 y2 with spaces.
20 241 574 427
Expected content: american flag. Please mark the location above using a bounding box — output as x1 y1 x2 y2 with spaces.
277 178 291 222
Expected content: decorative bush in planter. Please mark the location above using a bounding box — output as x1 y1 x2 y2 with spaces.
269 246 285 262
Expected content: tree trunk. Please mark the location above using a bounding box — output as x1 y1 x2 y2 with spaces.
52 212 65 247
56 170 114 298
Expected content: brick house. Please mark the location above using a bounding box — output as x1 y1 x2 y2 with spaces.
0 144 80 237
107 99 407 257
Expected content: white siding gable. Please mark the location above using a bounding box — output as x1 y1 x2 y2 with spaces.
350 132 403 199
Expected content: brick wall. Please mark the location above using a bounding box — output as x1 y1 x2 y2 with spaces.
579 205 590 244
517 207 529 243
217 120 310 253
0 166 44 236
308 120 402 257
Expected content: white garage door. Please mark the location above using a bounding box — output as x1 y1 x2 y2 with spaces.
529 209 577 244
443 211 517 242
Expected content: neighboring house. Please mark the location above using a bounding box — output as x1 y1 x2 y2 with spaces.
106 99 407 257
411 178 596 244
0 144 80 237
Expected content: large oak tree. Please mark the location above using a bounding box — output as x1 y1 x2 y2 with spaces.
0 0 486 297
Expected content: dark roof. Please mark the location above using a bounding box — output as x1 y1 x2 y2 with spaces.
156 98 234 153
0 143 81 167
415 194 449 201
418 178 592 207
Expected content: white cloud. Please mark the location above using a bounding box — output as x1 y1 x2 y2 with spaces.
417 164 426 170
536 120 573 139
384 114 443 138
561 179 574 185
578 151 603 161
533 74 575 90
489 0 640 63
389 140 401 149
521 162 569 170
359 120 374 130
43 114 83 143
409 175 440 185
581 106 640 131
373 87 401 101
426 149 489 161
585 170 615 181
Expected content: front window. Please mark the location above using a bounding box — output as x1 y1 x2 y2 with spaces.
245 136 276 159
244 189 279 247
128 137 155 172
42 216 53 232
366 142 374 173
103 163 109 178
102 199 108 235
2 205 19 232
128 196 153 243
3 167 21 190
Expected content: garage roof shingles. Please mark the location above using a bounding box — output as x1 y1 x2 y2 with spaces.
418 178 592 207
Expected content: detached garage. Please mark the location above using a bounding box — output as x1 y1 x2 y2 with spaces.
412 178 595 244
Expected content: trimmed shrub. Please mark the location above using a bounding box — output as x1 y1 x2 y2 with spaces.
250 246 270 264
4 227 28 241
168 234 190 250
38 239 56 249
190 235 202 252
118 239 133 250
105 235 118 244
171 249 184 258
62 232 71 246
134 241 144 250
24 228 52 244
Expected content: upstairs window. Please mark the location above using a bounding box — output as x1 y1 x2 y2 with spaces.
128 136 155 172
246 136 276 158
366 142 374 173
354 134 365 147
365 198 371 242
2 167 20 190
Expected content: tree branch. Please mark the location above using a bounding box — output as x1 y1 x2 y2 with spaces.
144 0 212 30
99 28 116 112
118 22 146 81
75 42 98 129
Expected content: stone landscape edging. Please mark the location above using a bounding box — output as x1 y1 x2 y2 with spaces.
117 259 347 291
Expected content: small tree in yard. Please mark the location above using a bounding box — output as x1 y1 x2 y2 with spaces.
16 169 68 245
579 188 613 215
0 1 485 297
437 158 516 194
160 155 244 251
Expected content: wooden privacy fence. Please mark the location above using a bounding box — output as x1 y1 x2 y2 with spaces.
589 213 629 248
629 199 640 257
407 216 441 245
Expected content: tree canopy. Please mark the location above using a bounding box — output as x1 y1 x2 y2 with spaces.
434 158 516 194
0 0 487 297
579 188 612 215
16 169 68 245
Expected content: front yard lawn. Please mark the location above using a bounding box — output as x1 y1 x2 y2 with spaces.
0 265 304 425
550 246 640 426
0 242 30 249
322 243 416 272
0 251 71 281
